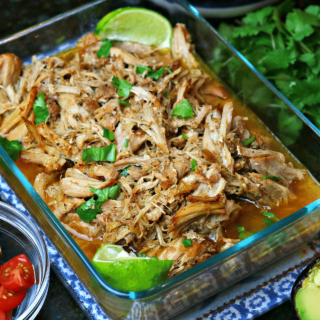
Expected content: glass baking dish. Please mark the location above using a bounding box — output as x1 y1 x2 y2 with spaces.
1 0 320 319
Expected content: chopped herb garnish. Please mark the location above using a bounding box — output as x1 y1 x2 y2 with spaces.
33 93 49 124
243 136 255 147
182 239 192 247
102 127 115 141
89 185 121 202
56 35 66 44
235 226 256 240
262 175 281 181
136 65 150 74
137 253 147 257
118 99 130 106
164 92 170 98
120 165 132 176
136 66 172 80
263 218 275 227
82 143 117 164
97 40 112 58
165 67 173 74
76 198 101 223
124 138 129 148
182 134 188 140
261 212 279 221
111 76 134 98
172 99 194 119
151 256 159 260
191 159 196 171
0 137 24 161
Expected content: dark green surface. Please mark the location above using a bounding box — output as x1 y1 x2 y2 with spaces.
1 0 295 319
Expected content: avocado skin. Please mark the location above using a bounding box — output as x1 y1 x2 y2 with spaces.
291 257 320 319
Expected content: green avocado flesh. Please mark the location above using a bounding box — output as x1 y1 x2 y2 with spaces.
296 261 320 320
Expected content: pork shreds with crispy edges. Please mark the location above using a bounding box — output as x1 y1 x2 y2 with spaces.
0 24 305 278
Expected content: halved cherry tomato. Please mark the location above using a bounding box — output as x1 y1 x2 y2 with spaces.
5 312 11 320
0 310 7 320
0 285 27 312
0 254 35 291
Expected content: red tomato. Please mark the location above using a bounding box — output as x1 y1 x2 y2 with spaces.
0 285 26 311
5 312 11 320
0 310 7 320
0 254 35 291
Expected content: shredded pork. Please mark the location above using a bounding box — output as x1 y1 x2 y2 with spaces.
0 23 305 278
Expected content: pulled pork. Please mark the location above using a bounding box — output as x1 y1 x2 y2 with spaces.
0 23 305 278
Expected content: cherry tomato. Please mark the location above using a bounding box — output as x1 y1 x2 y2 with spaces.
5 312 11 320
0 310 7 320
0 285 26 312
0 254 35 291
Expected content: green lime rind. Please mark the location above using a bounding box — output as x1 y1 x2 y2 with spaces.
94 7 173 48
93 259 173 292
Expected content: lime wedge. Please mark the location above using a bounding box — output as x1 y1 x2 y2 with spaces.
94 7 173 48
92 244 173 292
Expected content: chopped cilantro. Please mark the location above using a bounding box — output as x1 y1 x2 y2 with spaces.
235 226 256 240
137 253 147 257
89 185 121 202
102 127 114 141
97 40 112 58
164 92 170 98
0 137 24 161
124 138 129 148
118 99 130 106
182 134 188 140
82 143 117 164
261 211 280 221
172 99 194 119
191 159 196 171
136 66 172 80
120 165 132 176
182 239 192 247
243 136 255 147
263 218 275 227
111 76 134 98
76 198 101 223
33 93 49 124
262 175 281 181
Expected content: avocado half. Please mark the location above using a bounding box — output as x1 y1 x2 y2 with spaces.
291 257 320 320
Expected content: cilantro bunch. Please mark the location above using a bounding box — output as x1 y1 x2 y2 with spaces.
214 1 320 142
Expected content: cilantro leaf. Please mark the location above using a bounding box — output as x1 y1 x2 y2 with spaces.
137 253 147 257
285 10 317 41
120 165 132 176
261 211 280 221
262 49 296 70
0 137 24 161
172 99 194 119
136 66 151 74
262 175 281 181
164 92 170 98
102 127 114 141
118 99 130 106
89 185 121 202
191 159 196 172
232 24 275 38
182 239 192 247
235 226 256 240
242 6 274 26
111 76 134 98
305 5 320 19
77 198 101 223
263 218 275 227
243 136 255 146
182 134 188 140
82 143 117 164
33 93 49 124
97 40 112 58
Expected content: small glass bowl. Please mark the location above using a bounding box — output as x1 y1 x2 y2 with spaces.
0 202 50 320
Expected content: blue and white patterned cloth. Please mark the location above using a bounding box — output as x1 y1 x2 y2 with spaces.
1 175 317 320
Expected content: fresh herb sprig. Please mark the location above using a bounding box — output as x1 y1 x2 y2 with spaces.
215 1 320 142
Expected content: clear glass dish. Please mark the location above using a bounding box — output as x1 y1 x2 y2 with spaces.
0 202 50 320
1 0 320 319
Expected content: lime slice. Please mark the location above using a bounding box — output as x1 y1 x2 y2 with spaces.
92 244 173 292
94 7 173 48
